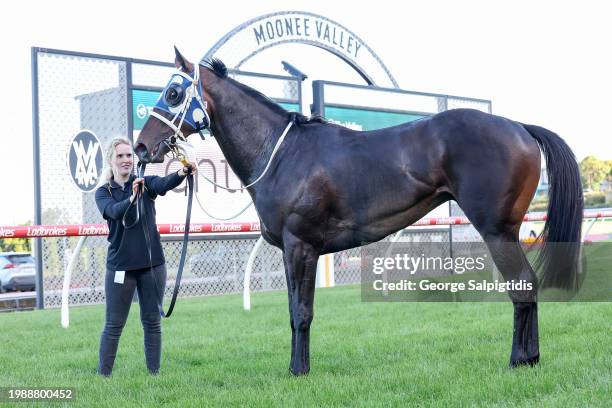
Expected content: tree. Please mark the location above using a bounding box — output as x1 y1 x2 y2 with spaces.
580 156 610 190
0 238 31 252
0 220 32 253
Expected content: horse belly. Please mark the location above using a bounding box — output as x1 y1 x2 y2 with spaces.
321 186 446 253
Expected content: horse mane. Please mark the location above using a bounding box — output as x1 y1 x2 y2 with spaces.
289 112 328 126
200 58 228 78
200 58 330 127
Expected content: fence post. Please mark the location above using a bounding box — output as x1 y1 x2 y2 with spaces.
31 47 44 310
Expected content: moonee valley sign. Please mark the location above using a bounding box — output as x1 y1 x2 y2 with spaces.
204 11 398 88
253 16 363 59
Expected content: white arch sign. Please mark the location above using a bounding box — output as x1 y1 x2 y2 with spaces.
203 11 398 88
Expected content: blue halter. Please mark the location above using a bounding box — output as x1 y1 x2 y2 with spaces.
149 66 210 141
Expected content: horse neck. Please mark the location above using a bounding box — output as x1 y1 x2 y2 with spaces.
204 72 289 186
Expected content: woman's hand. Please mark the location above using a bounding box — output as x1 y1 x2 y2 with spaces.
130 178 144 202
178 162 197 177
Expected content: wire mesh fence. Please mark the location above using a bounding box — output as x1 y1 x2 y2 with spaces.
42 229 449 308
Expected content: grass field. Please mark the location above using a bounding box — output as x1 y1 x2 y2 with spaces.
0 282 611 407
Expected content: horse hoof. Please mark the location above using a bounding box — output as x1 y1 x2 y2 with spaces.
509 354 540 368
289 366 310 376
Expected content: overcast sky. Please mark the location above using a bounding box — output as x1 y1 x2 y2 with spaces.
0 0 610 225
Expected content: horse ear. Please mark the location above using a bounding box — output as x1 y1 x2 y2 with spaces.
174 46 194 72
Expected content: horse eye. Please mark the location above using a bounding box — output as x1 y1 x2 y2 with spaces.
165 84 184 107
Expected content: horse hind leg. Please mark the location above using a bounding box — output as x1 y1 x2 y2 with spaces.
452 137 541 367
459 191 540 366
483 230 540 367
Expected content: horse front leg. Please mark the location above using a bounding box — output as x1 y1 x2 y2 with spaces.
283 267 296 371
282 231 318 376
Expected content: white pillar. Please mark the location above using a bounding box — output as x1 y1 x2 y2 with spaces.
243 236 264 311
61 235 87 328
316 254 335 288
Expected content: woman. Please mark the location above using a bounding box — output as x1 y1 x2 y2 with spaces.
94 137 195 377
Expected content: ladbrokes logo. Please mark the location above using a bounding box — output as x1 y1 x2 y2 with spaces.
68 130 103 192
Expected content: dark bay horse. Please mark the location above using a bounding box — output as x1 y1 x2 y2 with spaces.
135 48 583 375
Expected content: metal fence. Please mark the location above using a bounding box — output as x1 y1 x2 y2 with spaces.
41 229 449 308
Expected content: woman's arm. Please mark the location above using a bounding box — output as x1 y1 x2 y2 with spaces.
95 187 133 220
145 163 196 196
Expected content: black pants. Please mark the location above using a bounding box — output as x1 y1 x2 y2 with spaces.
98 264 166 376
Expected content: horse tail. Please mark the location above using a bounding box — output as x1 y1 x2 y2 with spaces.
521 123 584 291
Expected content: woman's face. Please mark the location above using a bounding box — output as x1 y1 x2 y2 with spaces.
112 143 134 179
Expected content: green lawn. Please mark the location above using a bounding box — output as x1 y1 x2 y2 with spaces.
0 284 610 407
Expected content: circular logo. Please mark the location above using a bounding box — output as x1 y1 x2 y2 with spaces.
136 103 148 119
67 130 103 192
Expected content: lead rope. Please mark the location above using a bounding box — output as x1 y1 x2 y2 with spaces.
137 161 194 318
122 178 142 229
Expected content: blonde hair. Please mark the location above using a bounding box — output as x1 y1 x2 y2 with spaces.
100 137 133 185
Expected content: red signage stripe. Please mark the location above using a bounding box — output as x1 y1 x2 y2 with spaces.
1 212 610 238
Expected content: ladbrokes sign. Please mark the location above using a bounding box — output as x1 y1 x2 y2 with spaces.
67 130 103 192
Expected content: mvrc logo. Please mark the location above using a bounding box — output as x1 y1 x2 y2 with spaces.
68 130 103 192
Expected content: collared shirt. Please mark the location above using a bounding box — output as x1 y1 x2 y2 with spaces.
95 172 185 271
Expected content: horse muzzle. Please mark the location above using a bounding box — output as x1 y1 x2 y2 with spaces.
134 142 165 164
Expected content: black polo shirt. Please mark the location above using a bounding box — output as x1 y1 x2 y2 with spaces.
95 172 186 271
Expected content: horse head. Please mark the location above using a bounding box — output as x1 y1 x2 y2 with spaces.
135 47 293 187
135 47 211 163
